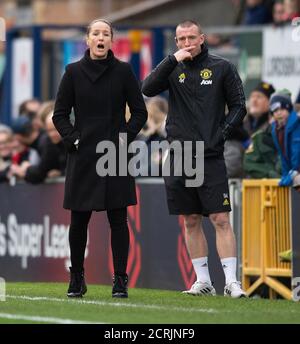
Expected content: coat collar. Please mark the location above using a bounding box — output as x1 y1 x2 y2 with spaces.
79 49 116 83
183 43 208 67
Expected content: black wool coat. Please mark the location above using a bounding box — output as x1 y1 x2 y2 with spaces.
53 49 147 211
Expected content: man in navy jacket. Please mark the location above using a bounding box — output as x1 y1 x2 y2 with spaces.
142 20 247 298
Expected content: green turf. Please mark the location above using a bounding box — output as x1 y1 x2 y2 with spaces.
0 282 299 324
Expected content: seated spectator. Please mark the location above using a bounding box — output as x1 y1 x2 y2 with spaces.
19 98 43 131
11 115 48 157
244 81 275 137
295 88 300 112
36 100 55 127
10 135 39 166
141 96 167 138
243 0 273 25
0 124 13 183
3 132 39 185
10 111 67 184
19 98 41 119
138 96 168 176
243 123 281 178
224 123 249 178
269 89 300 189
272 0 287 26
271 88 300 263
205 34 232 48
283 0 300 21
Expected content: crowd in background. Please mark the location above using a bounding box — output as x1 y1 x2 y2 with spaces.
0 99 66 184
1 0 300 187
1 83 300 190
237 0 300 26
206 0 300 48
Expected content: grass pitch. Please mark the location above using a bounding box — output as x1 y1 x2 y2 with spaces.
0 282 299 324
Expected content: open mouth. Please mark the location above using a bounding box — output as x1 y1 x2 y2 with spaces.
97 43 105 49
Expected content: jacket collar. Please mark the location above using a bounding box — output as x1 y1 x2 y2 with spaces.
249 112 269 131
79 49 116 83
286 110 299 132
183 43 208 67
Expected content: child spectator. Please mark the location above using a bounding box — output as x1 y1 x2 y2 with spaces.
270 89 300 189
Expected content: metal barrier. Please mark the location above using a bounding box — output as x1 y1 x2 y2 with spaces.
242 179 292 299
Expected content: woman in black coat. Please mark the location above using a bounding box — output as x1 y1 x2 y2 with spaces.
53 19 147 298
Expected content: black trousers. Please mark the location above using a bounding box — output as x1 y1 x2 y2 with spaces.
68 208 129 276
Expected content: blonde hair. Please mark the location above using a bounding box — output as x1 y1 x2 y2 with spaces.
37 100 55 125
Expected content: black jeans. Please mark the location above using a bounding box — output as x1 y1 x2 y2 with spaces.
69 208 129 276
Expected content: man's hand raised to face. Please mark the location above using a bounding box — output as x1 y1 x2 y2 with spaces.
174 46 196 62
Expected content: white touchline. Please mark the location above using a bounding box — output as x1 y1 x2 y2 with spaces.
0 312 105 324
6 295 218 314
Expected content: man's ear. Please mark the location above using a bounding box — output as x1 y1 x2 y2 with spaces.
200 34 205 44
174 36 179 48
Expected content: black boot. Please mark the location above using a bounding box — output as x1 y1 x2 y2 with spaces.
67 267 87 298
112 274 128 298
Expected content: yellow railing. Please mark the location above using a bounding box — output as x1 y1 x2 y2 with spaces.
242 179 292 299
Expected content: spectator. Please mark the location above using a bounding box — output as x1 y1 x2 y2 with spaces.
270 89 300 264
283 0 300 21
272 0 287 26
244 81 275 137
11 115 48 157
224 123 249 178
295 88 300 112
4 132 39 184
243 121 281 178
270 89 300 189
37 100 55 126
10 112 67 184
19 98 41 119
243 0 273 25
138 96 167 176
142 96 167 137
0 125 13 183
19 98 43 131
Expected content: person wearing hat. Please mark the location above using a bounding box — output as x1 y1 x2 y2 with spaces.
10 111 67 184
244 81 276 137
11 115 48 158
270 89 300 189
243 123 282 179
243 82 280 178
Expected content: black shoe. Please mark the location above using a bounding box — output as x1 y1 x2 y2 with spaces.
67 267 87 298
112 274 128 298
